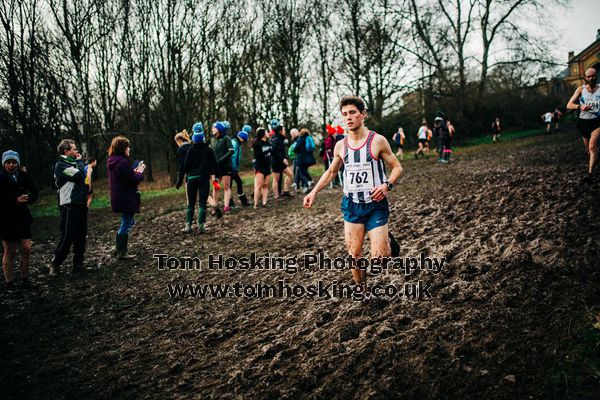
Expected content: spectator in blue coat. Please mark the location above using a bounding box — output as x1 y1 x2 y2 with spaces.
294 128 316 194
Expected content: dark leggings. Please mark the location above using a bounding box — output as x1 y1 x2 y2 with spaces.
231 171 244 195
186 178 210 224
443 137 452 152
293 159 301 187
298 164 310 188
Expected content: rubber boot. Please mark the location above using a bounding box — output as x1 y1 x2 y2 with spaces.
198 207 207 227
185 205 194 225
239 193 249 207
181 223 193 233
116 233 136 260
229 198 235 209
48 261 60 276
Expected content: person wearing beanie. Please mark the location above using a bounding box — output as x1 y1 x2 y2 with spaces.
49 139 89 275
0 150 38 291
230 125 251 208
177 127 219 233
107 136 146 260
211 121 234 214
222 120 231 135
432 112 450 163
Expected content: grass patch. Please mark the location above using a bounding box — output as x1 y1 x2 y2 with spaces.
31 187 183 218
462 128 544 146
543 308 600 399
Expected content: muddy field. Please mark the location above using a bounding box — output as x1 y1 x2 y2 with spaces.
1 128 599 399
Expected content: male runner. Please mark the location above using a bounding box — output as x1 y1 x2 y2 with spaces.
541 111 553 134
392 127 405 159
567 67 600 184
492 117 501 143
432 112 450 162
553 108 563 132
415 121 429 159
303 95 402 292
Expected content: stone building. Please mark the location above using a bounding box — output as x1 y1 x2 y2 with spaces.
561 29 600 87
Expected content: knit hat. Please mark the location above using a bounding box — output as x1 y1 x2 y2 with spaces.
242 125 252 134
2 150 20 166
270 119 280 129
238 131 249 142
192 132 205 143
213 121 226 134
335 125 344 134
222 121 231 132
192 122 204 134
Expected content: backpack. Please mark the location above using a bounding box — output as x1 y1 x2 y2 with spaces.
306 136 315 152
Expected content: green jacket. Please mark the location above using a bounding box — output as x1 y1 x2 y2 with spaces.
212 135 234 169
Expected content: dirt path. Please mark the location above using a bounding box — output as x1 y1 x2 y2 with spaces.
1 128 599 399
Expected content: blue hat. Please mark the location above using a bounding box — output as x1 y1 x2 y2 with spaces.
2 150 20 166
270 119 280 128
242 125 252 134
237 131 249 141
213 121 226 134
222 121 231 132
192 132 205 143
192 122 204 134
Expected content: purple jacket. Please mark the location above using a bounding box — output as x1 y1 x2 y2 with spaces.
107 154 144 214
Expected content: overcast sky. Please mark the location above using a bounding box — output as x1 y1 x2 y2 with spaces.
554 0 600 61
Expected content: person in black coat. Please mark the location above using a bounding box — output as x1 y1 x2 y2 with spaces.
270 124 294 198
294 128 316 194
0 150 38 291
252 128 272 208
176 128 218 233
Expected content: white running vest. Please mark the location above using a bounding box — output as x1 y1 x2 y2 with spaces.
343 131 387 204
580 85 600 120
418 126 427 139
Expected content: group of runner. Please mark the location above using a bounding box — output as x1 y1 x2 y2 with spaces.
392 115 455 163
541 108 563 134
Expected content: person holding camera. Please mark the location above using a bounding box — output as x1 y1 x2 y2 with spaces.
49 139 89 275
1 150 39 291
107 136 145 260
